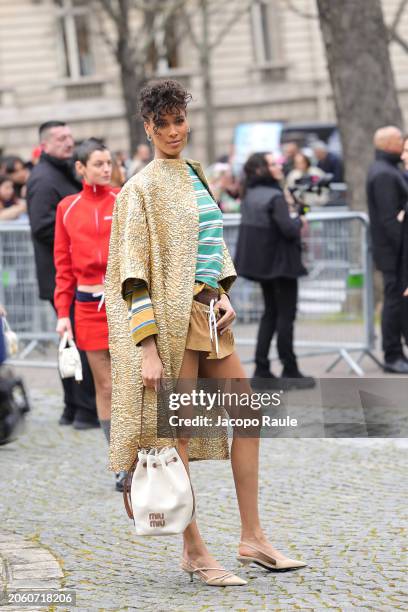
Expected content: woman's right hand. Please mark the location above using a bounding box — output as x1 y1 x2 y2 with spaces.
56 317 73 340
141 336 164 392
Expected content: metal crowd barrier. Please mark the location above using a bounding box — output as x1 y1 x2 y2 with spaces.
1 211 379 375
224 211 380 376
0 221 57 367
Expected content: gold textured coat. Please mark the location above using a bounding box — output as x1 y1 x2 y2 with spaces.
104 158 237 472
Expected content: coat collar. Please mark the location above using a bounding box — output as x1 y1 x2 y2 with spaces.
147 157 216 200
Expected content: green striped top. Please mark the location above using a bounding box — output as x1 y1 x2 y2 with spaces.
187 163 223 289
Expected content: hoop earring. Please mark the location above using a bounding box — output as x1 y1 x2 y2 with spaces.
146 134 152 142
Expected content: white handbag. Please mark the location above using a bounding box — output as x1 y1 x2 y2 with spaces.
58 332 83 382
2 317 19 357
124 446 195 536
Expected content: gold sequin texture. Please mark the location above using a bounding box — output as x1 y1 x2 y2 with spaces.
104 158 237 472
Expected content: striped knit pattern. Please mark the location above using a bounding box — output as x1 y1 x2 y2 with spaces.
124 279 158 346
187 164 224 290
124 165 227 346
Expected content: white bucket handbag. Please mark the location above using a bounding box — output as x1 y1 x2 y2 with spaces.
124 446 195 536
58 332 83 382
2 317 19 357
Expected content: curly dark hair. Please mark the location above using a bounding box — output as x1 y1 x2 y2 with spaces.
139 80 192 125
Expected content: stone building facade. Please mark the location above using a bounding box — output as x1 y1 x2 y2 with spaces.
1 0 408 163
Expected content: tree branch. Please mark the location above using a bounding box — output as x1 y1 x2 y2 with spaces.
97 0 120 23
179 5 201 50
282 0 317 20
389 0 408 36
136 0 188 55
92 9 118 56
210 0 254 50
390 29 408 54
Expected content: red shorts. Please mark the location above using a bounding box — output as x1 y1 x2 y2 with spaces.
74 300 109 351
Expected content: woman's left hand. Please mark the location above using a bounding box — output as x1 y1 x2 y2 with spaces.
215 294 236 334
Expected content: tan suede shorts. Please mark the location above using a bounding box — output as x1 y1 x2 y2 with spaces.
185 299 235 359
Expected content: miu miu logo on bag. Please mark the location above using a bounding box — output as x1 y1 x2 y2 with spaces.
149 512 165 528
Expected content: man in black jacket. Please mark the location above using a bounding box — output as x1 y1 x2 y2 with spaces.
367 126 408 373
312 141 344 183
27 121 98 426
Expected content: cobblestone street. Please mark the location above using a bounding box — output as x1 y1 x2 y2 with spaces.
1 367 407 611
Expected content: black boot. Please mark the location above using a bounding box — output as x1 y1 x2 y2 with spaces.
73 411 101 430
58 405 75 426
281 368 316 390
251 367 280 390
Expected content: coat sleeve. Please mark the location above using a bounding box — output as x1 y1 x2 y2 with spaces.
53 203 76 317
371 173 404 253
123 279 158 346
107 182 151 300
218 239 237 293
27 176 60 246
270 194 302 240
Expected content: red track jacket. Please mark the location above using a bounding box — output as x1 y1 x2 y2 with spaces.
54 182 120 317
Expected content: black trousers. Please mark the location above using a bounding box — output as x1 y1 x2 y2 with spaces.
50 300 97 422
382 271 406 362
255 278 298 374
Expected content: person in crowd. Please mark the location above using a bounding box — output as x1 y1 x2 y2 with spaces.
286 152 325 187
401 134 408 186
286 152 327 207
105 80 307 586
399 135 408 336
367 126 408 373
54 138 125 491
111 150 128 186
0 176 27 221
207 162 241 213
110 157 126 188
2 155 30 198
234 152 315 389
282 141 300 176
26 120 98 427
0 304 7 365
312 141 344 183
0 304 30 444
126 143 151 179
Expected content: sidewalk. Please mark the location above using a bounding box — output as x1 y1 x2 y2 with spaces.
0 530 63 610
1 370 407 610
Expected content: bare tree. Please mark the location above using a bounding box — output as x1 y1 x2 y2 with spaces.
94 0 186 153
315 0 403 210
284 0 408 55
180 0 254 163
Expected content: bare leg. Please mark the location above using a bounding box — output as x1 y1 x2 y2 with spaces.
177 349 235 579
200 350 297 561
85 350 111 421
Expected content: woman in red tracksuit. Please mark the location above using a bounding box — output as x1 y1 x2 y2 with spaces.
54 138 125 490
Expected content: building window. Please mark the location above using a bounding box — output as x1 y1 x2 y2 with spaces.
251 0 280 65
55 0 94 79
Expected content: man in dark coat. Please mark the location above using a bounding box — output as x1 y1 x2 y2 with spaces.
313 141 344 183
27 121 98 426
366 125 408 373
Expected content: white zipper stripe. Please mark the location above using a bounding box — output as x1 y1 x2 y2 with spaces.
62 194 81 226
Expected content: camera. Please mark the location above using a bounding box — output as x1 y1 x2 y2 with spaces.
288 173 334 215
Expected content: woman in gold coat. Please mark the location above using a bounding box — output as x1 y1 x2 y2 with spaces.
105 80 306 586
